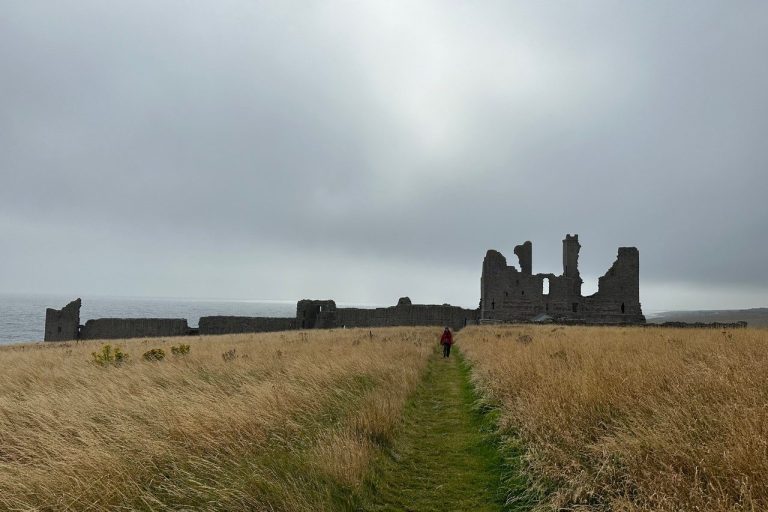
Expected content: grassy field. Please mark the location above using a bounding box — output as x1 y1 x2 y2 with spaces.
3 325 767 511
0 328 434 510
460 325 768 511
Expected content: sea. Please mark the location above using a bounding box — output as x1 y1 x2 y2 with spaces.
0 294 300 345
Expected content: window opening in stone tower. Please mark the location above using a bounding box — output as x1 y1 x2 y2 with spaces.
621 303 625 314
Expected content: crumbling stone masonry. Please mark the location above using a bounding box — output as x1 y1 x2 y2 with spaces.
44 299 190 341
198 316 296 335
44 297 476 341
81 318 189 340
297 297 476 331
481 234 645 324
42 234 645 341
44 298 81 341
296 300 339 329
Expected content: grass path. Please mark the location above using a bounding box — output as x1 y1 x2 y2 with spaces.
360 348 507 511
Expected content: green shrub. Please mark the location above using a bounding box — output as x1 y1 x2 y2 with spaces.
91 344 129 366
171 344 190 356
142 348 166 361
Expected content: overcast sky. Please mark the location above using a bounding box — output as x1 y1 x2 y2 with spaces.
1 1 766 312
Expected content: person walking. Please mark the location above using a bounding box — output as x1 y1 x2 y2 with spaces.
440 327 453 358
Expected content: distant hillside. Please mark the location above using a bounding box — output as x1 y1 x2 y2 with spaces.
649 308 768 327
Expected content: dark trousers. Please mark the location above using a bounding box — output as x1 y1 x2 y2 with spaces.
442 343 451 358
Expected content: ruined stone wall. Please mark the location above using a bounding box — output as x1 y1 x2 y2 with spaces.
562 234 582 281
655 321 748 329
198 316 296 335
44 298 81 341
196 300 475 334
43 295 477 342
334 303 477 330
81 318 189 340
582 247 644 323
513 241 532 275
480 249 514 320
481 250 551 321
296 300 337 329
482 271 583 320
481 235 645 324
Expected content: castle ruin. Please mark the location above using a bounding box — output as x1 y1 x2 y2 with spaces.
481 234 645 324
43 234 646 341
44 297 476 341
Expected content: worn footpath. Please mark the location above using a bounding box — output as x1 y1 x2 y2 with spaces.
360 347 508 511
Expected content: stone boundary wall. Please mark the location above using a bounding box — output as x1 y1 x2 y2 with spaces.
334 305 477 331
652 321 748 329
479 320 749 329
44 298 477 341
199 316 296 335
81 318 190 340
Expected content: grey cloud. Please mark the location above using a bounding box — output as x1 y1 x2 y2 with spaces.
1 1 766 310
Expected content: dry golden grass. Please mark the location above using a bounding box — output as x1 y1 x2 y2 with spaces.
0 327 432 511
460 325 768 511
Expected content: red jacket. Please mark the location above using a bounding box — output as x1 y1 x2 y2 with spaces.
440 330 453 345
